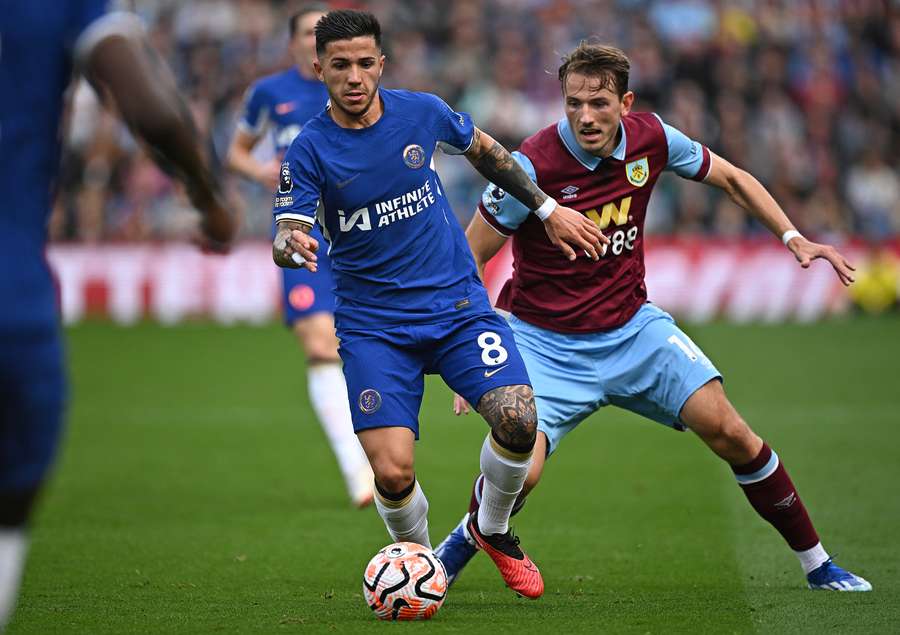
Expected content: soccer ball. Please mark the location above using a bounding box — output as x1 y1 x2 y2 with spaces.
362 542 448 620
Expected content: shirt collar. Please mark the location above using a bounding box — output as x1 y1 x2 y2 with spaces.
556 117 626 169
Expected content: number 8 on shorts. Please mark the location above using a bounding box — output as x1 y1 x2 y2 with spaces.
477 331 508 366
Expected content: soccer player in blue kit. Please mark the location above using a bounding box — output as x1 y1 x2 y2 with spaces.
271 10 607 599
227 5 374 509
0 2 234 628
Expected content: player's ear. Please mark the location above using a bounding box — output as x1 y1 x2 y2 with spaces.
377 54 386 78
621 91 635 116
313 58 324 81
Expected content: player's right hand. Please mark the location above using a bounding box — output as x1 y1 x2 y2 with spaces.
273 221 318 272
543 203 609 261
452 393 471 416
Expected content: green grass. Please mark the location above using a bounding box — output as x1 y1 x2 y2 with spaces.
9 318 900 633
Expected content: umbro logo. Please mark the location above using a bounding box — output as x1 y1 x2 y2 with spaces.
774 492 797 509
483 365 508 378
561 184 579 200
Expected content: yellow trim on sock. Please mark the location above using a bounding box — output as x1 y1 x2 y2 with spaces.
489 435 533 462
375 482 417 509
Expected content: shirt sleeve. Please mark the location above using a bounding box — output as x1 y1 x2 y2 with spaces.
423 94 475 155
237 84 270 138
476 151 535 236
653 113 711 181
273 137 322 225
72 2 144 67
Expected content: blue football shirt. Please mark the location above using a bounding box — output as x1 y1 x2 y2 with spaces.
274 89 492 330
238 68 328 154
0 1 137 331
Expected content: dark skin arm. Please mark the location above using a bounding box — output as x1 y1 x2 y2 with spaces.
464 127 609 260
84 33 234 250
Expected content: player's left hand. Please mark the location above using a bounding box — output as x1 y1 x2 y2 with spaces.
787 236 856 286
543 203 609 261
452 393 471 416
273 221 319 272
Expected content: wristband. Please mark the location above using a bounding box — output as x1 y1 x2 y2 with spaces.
781 229 802 246
534 196 557 221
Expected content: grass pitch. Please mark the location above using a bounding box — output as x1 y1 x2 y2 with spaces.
9 318 900 633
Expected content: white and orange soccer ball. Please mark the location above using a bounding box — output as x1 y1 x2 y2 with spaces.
362 542 448 620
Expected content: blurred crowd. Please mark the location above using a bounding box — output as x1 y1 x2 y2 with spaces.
53 0 900 242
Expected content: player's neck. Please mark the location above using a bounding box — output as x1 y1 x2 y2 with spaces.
329 93 384 129
595 126 623 159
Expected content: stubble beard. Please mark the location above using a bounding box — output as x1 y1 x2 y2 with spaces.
332 86 379 122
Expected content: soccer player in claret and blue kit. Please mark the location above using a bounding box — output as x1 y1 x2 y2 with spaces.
226 5 375 509
435 43 871 593
0 0 235 628
271 10 607 599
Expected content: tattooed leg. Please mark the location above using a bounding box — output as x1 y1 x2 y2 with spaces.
472 384 536 535
476 384 537 453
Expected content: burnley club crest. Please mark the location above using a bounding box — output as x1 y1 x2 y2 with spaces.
626 157 649 187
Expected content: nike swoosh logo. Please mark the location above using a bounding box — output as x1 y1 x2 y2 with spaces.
336 173 360 189
484 365 508 378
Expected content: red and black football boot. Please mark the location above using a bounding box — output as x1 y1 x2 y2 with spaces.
467 506 543 599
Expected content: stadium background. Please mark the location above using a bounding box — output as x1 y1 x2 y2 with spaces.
13 1 900 633
52 0 900 325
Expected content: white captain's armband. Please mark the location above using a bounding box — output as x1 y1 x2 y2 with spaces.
275 213 314 227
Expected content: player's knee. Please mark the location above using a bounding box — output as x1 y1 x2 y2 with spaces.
371 461 415 495
707 412 760 464
481 385 537 454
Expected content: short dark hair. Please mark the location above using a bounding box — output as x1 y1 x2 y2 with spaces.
289 4 328 39
558 42 630 97
314 9 381 56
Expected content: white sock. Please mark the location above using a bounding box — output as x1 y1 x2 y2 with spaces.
374 480 431 549
795 542 830 574
307 363 373 503
0 529 28 631
477 434 532 536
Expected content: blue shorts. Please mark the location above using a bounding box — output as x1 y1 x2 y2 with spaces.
280 224 335 325
338 311 531 437
0 327 66 491
509 303 722 455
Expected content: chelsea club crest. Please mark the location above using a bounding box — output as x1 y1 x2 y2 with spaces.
626 157 649 187
359 388 382 414
403 144 426 169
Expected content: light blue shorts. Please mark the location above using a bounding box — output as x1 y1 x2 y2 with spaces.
509 303 722 455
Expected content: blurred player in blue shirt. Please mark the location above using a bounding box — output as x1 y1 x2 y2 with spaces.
0 2 234 627
272 10 607 600
226 6 374 510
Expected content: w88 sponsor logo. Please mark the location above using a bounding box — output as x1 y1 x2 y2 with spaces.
608 226 638 256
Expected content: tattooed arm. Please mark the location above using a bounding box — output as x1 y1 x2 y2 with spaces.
464 127 608 261
476 385 538 453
